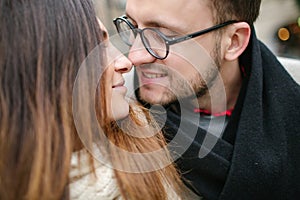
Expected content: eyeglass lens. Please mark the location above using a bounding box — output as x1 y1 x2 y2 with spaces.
116 18 168 59
117 20 135 46
142 29 167 58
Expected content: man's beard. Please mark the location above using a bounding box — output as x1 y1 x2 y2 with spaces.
138 40 222 106
195 40 222 98
166 48 221 103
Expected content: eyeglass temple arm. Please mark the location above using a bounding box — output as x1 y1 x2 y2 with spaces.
166 20 239 45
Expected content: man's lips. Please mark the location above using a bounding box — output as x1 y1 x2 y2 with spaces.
142 72 168 79
138 70 169 86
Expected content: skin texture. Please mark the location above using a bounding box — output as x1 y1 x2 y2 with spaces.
99 21 133 120
126 0 251 112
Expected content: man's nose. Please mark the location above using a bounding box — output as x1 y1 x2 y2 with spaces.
128 34 156 66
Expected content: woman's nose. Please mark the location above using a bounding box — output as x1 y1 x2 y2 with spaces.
107 42 133 73
114 54 133 73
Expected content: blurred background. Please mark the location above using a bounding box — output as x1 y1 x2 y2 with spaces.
94 0 300 60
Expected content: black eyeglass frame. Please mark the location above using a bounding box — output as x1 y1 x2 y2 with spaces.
113 15 239 60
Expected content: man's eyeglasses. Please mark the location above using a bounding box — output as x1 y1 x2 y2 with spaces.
113 15 238 60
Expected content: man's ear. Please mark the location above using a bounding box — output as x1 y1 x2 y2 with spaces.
223 22 251 61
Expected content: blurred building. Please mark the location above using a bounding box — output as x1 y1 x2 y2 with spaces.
255 0 300 59
94 0 126 35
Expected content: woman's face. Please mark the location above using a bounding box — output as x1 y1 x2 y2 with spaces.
99 20 133 120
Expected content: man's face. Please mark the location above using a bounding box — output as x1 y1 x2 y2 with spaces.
126 0 221 105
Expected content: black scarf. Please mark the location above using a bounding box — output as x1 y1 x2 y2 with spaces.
135 28 300 200
218 29 300 199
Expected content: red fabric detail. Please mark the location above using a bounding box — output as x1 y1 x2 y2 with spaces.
194 108 234 117
241 65 247 77
193 65 243 117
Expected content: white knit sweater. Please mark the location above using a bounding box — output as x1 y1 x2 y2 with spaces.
69 150 201 200
69 151 122 200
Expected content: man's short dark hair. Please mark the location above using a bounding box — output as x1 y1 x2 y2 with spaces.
209 0 262 24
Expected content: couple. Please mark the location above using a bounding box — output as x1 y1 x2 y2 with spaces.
1 0 300 200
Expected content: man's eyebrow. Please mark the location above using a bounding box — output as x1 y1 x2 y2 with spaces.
125 12 176 30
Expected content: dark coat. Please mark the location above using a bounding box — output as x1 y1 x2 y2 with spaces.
135 28 300 200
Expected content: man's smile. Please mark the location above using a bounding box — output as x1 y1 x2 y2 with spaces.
142 72 168 79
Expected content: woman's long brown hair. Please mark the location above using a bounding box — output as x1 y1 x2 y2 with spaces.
0 0 184 199
0 0 102 199
96 65 184 199
100 105 184 200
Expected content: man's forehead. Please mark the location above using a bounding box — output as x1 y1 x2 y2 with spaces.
126 0 208 25
126 0 208 18
126 0 211 29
